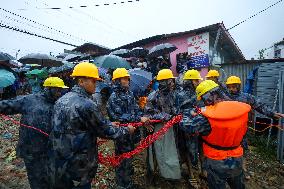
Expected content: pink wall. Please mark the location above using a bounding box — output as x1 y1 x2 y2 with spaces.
143 34 208 77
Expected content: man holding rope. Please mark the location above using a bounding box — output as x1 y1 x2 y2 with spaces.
0 77 68 189
181 80 251 189
107 68 150 189
226 76 284 119
48 63 135 189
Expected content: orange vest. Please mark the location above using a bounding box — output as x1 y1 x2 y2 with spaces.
201 101 251 160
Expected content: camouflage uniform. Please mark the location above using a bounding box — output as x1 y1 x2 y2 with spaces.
176 85 202 167
180 104 245 189
107 83 143 189
145 88 182 180
49 85 130 189
0 89 57 189
229 91 275 150
217 81 230 97
229 92 274 117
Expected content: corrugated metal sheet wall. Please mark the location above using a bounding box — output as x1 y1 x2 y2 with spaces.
215 62 261 92
217 62 284 119
255 62 284 118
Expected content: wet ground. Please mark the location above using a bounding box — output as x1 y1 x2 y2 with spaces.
1 115 284 189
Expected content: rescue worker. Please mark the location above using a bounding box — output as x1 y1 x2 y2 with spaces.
107 68 150 189
145 69 182 187
226 76 284 180
176 69 203 170
226 76 284 119
0 77 68 189
177 69 203 109
49 63 135 189
180 80 252 189
205 69 229 96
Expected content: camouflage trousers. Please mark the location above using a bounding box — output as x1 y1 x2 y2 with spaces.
114 133 136 189
204 157 245 189
23 155 49 189
185 135 199 167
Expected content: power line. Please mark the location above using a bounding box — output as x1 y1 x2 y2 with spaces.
72 8 137 39
0 21 78 47
0 12 65 40
25 0 135 42
228 0 283 30
30 0 137 40
0 7 88 43
18 0 140 10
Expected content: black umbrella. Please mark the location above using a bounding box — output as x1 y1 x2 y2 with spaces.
148 43 177 58
110 49 131 58
56 53 70 59
48 62 74 74
19 53 63 67
130 47 149 58
0 52 22 68
63 54 82 62
0 52 15 61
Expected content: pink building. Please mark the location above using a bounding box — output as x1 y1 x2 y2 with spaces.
116 23 245 77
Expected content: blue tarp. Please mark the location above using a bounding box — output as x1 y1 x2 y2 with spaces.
244 67 259 94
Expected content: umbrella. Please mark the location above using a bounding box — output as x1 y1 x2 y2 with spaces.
0 69 16 88
48 62 74 74
148 43 177 58
19 53 63 67
0 52 15 61
129 69 152 95
26 69 48 79
110 49 131 58
63 54 82 62
56 53 70 59
130 47 149 57
98 67 111 81
93 55 131 69
96 82 111 93
0 52 22 68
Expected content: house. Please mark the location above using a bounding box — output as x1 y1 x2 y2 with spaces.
115 23 245 76
268 38 284 59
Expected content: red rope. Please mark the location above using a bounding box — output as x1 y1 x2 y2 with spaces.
0 114 49 137
1 113 283 167
118 119 162 127
98 115 183 167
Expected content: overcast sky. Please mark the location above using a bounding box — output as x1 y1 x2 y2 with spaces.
1 0 283 59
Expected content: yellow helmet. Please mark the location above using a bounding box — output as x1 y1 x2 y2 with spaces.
71 62 101 80
156 69 175 81
196 80 219 100
112 68 130 80
43 77 69 88
226 76 241 85
206 70 220 78
183 69 203 80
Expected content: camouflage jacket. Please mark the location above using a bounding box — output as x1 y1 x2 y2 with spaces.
107 85 143 123
176 86 198 113
49 85 129 183
229 92 275 118
180 108 211 136
145 89 178 120
0 90 55 158
217 81 230 97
